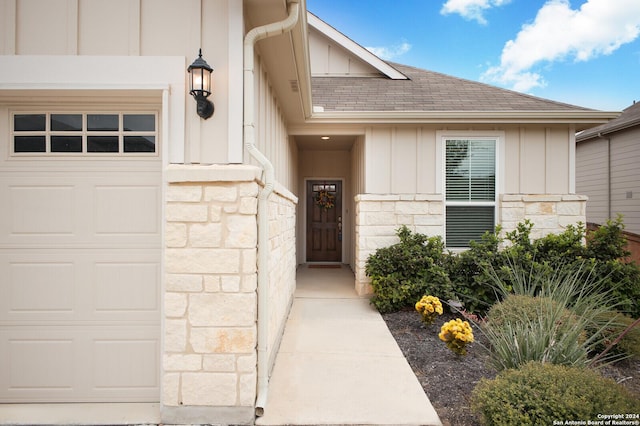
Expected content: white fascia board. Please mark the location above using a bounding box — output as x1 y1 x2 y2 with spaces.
307 12 408 80
306 110 619 126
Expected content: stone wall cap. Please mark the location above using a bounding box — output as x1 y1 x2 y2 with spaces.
355 193 442 202
562 194 588 201
167 164 262 183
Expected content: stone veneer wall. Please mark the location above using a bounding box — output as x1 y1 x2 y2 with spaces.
499 194 587 239
162 165 297 425
266 184 298 369
354 193 587 296
354 194 444 295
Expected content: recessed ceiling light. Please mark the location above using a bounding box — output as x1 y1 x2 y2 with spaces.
321 136 330 140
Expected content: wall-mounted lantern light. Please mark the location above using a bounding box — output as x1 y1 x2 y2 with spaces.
188 49 214 119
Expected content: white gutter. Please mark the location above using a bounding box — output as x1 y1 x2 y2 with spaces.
243 0 300 417
305 110 619 125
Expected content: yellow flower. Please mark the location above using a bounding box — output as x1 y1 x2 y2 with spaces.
439 318 474 355
415 295 444 325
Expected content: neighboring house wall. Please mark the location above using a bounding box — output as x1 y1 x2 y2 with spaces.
576 138 609 223
610 131 640 233
577 127 640 234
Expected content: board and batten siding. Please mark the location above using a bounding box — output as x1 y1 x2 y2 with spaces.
1 0 245 166
578 129 640 234
609 131 640 233
308 26 379 76
576 138 609 225
252 55 299 192
364 126 573 196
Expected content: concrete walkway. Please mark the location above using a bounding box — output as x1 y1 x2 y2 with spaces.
256 265 442 426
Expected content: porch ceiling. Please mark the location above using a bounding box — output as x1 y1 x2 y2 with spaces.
294 134 355 151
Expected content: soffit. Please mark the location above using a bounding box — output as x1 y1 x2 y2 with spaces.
244 0 311 126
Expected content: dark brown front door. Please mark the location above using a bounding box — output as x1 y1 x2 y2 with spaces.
307 180 342 262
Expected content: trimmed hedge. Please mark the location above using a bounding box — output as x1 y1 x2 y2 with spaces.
471 362 640 426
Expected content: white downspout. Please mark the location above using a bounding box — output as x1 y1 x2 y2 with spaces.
243 0 300 417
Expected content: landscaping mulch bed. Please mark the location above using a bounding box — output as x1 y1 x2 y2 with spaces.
382 308 640 426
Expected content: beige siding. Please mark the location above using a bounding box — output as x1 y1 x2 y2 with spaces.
546 128 570 193
503 128 521 193
252 56 298 190
391 128 418 194
520 128 547 194
365 128 392 193
363 125 572 196
140 0 197 56
3 0 242 166
78 0 139 55
610 131 640 233
350 136 365 268
576 138 609 225
14 0 74 54
309 29 379 76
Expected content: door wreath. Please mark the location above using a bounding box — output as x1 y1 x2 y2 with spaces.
315 189 335 209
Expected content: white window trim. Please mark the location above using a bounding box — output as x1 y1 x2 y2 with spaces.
436 130 505 247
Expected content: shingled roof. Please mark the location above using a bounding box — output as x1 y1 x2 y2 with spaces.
576 101 640 141
311 62 594 113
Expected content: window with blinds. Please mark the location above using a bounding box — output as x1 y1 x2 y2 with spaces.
445 139 496 248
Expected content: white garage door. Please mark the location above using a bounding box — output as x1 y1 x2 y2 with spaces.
0 110 161 402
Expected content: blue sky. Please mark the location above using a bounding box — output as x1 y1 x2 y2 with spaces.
306 0 640 111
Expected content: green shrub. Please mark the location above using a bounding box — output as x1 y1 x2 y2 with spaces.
486 295 582 337
446 228 504 313
480 261 626 370
449 217 640 318
471 362 640 426
365 226 452 313
365 218 640 318
481 305 590 371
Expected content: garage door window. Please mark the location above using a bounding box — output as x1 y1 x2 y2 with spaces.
12 112 157 155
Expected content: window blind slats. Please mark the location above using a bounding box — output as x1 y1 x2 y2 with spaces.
445 138 497 247
446 206 495 247
446 139 495 201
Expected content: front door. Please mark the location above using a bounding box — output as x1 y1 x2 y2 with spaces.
307 181 342 262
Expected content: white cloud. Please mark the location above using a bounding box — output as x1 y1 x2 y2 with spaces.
366 42 412 60
482 0 640 92
440 0 511 25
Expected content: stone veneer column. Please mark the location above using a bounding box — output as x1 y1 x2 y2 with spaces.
162 165 262 425
354 194 444 296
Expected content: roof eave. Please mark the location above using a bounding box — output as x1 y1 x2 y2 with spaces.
290 3 314 119
306 110 619 127
576 117 640 142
